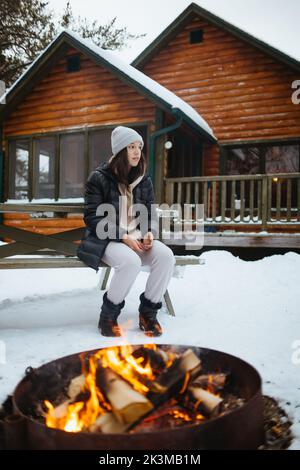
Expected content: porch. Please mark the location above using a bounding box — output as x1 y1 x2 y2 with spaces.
164 172 300 231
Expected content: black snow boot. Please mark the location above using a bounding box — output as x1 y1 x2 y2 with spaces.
98 292 125 337
138 292 163 337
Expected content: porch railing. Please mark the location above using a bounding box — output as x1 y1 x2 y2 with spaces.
164 173 300 227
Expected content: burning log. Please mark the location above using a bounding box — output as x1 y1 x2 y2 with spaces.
96 367 154 426
182 386 223 417
90 413 127 434
67 374 86 400
147 348 202 403
123 349 202 430
94 345 172 395
95 348 202 432
191 373 228 393
44 374 91 422
131 345 175 374
42 346 236 435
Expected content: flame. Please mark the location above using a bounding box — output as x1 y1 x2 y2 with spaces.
44 344 175 432
44 354 110 433
94 344 155 394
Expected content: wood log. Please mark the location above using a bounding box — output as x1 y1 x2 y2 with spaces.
146 349 201 402
89 412 127 434
190 373 228 393
183 386 223 417
96 367 154 425
129 349 202 427
46 400 71 420
99 346 175 394
67 374 86 400
131 345 176 376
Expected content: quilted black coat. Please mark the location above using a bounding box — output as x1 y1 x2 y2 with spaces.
76 161 158 272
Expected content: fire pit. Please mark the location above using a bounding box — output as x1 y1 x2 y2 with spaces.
8 344 264 450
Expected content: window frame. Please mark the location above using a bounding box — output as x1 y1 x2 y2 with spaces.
6 122 150 201
8 138 31 200
220 138 300 176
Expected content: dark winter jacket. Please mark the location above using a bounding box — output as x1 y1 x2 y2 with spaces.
76 161 158 272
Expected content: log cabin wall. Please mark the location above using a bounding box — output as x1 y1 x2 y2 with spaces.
2 46 156 235
3 47 156 136
140 14 300 176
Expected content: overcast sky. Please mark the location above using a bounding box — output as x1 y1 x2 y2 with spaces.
46 0 300 63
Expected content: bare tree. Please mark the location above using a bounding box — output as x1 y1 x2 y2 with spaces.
0 0 145 87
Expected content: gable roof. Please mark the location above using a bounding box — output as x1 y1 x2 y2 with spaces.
132 2 300 73
0 29 216 142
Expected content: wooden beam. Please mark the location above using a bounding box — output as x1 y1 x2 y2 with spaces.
0 224 79 255
0 227 84 257
0 203 83 212
162 232 300 248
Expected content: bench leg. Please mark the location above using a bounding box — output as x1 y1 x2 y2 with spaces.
99 267 111 290
163 289 175 317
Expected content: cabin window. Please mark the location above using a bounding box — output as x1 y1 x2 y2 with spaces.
265 145 299 173
189 29 203 44
9 139 29 199
7 125 148 200
225 143 300 175
89 129 112 170
34 137 56 199
66 55 81 73
226 147 261 175
59 133 85 198
224 142 300 210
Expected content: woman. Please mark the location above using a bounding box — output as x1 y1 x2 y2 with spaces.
77 126 176 337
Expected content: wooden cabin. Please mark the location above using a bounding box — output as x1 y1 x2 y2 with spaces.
0 29 215 237
132 3 300 233
0 2 300 244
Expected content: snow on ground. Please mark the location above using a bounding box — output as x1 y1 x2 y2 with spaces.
0 250 299 449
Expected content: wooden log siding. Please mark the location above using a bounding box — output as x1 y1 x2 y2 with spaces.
164 173 300 226
2 213 84 242
141 15 300 176
3 48 156 136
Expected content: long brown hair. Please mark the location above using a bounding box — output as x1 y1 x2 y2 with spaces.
108 148 147 186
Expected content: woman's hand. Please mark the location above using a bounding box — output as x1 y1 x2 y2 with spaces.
141 231 154 251
122 234 146 254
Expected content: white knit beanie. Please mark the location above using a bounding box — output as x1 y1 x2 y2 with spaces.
111 126 144 156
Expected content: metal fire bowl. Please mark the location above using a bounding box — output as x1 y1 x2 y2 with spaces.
12 345 264 450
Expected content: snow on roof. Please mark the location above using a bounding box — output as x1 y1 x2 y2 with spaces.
191 1 300 64
131 2 300 73
0 29 216 140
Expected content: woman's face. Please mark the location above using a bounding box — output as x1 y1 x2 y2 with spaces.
127 141 142 167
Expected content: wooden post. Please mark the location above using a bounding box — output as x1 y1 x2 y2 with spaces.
286 178 291 222
261 175 268 229
165 181 174 206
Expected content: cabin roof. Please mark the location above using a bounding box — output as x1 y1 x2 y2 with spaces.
132 2 300 73
0 29 216 142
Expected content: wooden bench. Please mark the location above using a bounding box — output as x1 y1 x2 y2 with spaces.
0 254 204 316
0 203 205 317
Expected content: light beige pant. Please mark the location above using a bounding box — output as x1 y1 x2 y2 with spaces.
101 239 176 305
